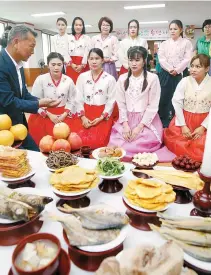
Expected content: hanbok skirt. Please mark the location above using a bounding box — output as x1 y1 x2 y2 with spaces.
119 66 128 76
164 110 208 162
66 56 89 84
103 62 118 80
108 112 175 162
28 107 79 146
158 69 182 128
74 104 114 149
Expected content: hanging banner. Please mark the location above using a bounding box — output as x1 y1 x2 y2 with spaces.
115 28 169 40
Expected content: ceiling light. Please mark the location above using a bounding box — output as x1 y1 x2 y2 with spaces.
124 4 165 10
139 21 168 24
31 12 65 17
67 25 92 28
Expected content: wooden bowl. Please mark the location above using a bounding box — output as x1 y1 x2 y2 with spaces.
172 162 200 173
63 230 123 272
0 214 43 246
8 248 70 275
12 233 61 275
132 161 158 170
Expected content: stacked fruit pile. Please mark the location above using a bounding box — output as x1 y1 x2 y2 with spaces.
0 114 27 146
39 122 82 153
172 155 201 172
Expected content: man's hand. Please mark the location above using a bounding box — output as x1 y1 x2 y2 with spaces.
39 98 61 108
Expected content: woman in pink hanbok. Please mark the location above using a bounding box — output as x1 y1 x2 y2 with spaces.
109 46 175 162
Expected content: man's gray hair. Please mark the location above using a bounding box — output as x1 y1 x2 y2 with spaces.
7 25 37 44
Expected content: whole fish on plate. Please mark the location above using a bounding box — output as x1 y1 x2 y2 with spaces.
41 212 120 246
0 195 36 222
58 203 129 230
149 224 211 247
0 187 53 212
158 213 211 232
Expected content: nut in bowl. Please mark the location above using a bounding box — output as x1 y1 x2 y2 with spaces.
92 146 126 160
132 152 159 169
12 233 61 275
172 155 201 172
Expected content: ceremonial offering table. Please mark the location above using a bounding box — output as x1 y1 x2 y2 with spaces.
0 151 209 275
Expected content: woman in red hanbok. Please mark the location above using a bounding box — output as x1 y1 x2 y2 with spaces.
75 48 116 149
28 52 78 145
66 17 91 83
164 54 211 161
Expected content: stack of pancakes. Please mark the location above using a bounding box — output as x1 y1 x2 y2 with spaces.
124 178 176 211
0 147 31 178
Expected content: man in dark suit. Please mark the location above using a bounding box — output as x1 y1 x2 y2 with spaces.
0 25 61 151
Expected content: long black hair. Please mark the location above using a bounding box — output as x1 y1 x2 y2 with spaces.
124 46 148 92
88 48 104 59
72 17 86 35
169 19 183 37
128 19 139 36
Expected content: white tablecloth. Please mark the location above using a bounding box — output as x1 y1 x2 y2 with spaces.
0 151 197 275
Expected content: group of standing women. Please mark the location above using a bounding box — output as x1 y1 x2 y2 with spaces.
28 16 211 162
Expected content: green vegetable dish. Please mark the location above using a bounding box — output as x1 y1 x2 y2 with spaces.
97 158 125 176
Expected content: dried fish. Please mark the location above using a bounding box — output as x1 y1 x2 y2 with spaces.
149 224 211 247
58 203 129 230
41 212 120 246
0 195 36 221
0 187 53 212
158 213 211 232
161 234 211 262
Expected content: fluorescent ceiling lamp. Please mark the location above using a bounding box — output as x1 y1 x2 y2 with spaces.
139 21 168 24
31 12 65 17
124 4 165 10
67 25 92 28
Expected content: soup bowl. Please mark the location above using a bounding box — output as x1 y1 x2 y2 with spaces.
12 233 61 275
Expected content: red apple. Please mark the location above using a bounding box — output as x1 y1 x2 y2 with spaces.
52 139 71 152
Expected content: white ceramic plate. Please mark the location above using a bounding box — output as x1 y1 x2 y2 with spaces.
0 187 53 224
0 169 35 183
184 252 211 272
98 171 126 180
92 147 126 160
78 224 129 252
123 197 171 213
51 186 91 197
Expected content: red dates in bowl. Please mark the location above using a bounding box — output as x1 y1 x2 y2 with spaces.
172 155 201 172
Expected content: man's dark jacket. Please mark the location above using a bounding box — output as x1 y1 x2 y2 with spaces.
0 49 39 127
